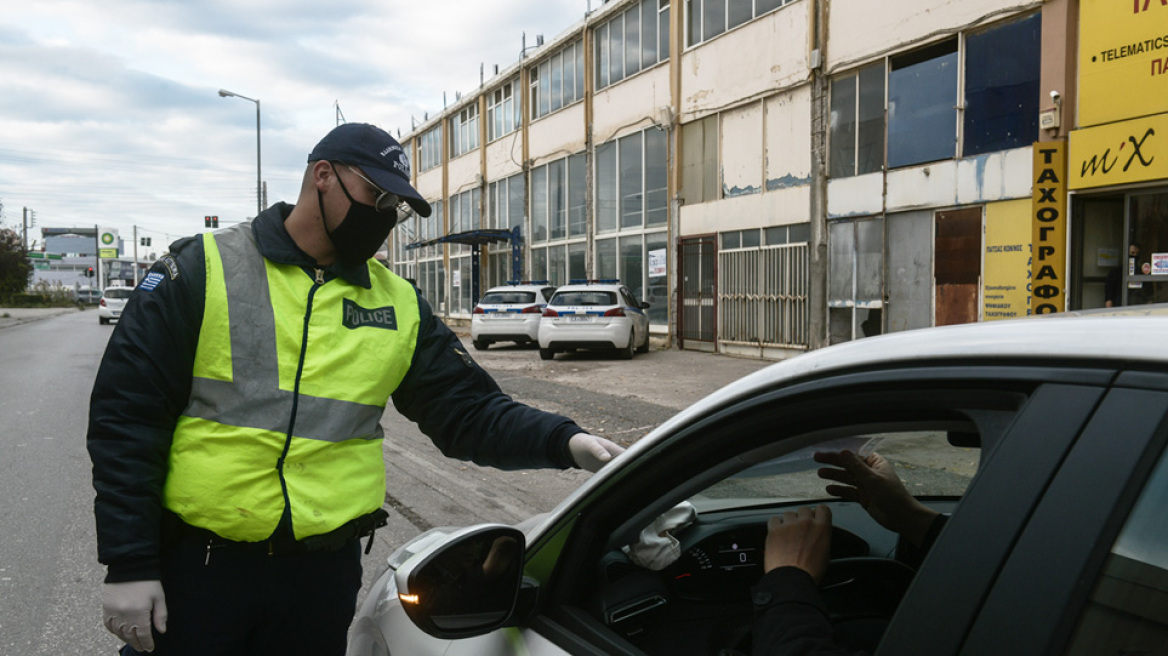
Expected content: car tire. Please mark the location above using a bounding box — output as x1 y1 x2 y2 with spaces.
619 332 635 360
636 329 650 354
473 340 489 351
99 317 108 325
539 348 556 361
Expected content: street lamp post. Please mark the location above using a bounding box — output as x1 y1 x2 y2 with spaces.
218 89 262 218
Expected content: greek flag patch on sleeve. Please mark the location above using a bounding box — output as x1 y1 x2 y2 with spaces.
139 272 165 291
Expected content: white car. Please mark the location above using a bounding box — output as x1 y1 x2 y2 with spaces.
470 282 557 350
537 280 650 360
98 286 132 324
347 308 1168 656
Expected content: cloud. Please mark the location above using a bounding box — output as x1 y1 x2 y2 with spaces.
0 0 587 241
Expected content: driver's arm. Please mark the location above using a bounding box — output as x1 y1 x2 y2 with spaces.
751 505 862 656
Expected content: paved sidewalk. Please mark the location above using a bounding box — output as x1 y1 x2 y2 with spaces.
0 307 82 329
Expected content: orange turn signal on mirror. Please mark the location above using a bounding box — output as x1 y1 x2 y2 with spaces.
399 593 420 605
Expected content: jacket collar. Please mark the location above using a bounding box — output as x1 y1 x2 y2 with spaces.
251 203 373 289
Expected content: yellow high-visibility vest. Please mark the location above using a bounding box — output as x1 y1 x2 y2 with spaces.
163 223 420 541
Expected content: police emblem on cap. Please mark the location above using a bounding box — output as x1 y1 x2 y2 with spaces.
394 153 410 176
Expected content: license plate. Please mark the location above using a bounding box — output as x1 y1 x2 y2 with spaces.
487 313 512 320
568 315 593 323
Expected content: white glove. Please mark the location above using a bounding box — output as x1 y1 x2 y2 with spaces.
102 580 167 652
569 433 625 472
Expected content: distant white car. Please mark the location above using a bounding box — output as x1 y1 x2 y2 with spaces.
537 280 650 360
98 286 132 324
470 282 557 350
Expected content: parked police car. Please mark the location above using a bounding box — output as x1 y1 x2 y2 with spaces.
470 282 556 350
537 280 650 361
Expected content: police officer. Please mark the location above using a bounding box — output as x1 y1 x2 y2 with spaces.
88 122 623 655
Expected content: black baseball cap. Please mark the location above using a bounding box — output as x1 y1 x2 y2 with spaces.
308 122 432 218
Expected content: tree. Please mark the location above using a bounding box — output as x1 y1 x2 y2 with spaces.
0 227 33 300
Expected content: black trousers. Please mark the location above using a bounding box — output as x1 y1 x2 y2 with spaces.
121 538 363 656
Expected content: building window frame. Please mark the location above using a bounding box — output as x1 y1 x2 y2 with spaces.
531 39 586 121
595 0 671 91
450 104 480 158
487 79 521 143
686 0 794 49
418 126 443 172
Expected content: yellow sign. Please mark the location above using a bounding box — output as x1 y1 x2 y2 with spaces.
1068 113 1168 189
1078 0 1168 127
983 199 1032 320
100 248 118 259
1032 142 1067 314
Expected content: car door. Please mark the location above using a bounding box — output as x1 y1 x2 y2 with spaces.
497 364 1116 656
621 287 647 344
955 380 1168 656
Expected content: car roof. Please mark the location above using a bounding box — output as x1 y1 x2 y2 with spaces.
551 282 625 294
647 308 1168 446
525 307 1168 542
482 284 550 293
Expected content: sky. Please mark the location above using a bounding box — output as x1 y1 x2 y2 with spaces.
0 0 592 252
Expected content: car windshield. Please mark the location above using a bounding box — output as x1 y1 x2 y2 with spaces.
551 291 617 306
104 288 132 299
689 431 979 512
481 291 536 304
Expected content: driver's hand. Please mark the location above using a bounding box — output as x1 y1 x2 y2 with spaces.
815 450 939 547
763 505 832 584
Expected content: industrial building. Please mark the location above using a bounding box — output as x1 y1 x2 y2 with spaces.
388 0 1165 359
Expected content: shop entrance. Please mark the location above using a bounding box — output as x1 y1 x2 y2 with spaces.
1071 189 1168 309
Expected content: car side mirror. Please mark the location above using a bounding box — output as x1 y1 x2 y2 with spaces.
395 525 526 639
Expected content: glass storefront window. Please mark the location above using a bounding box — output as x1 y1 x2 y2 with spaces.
1124 192 1168 305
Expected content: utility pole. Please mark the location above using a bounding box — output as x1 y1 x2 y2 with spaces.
133 226 140 286
93 223 101 290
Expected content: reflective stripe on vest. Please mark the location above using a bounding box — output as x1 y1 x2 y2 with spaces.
163 222 420 541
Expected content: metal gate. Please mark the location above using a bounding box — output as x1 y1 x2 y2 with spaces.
679 235 717 346
719 243 809 349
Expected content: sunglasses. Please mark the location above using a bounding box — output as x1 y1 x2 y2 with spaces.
341 164 402 214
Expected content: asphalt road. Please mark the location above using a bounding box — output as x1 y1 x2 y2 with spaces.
0 309 111 655
0 308 771 653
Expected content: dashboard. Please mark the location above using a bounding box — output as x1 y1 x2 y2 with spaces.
590 502 933 654
668 519 872 603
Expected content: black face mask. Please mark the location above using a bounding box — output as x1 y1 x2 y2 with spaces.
319 164 398 265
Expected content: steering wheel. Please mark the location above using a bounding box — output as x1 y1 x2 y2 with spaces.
819 557 916 652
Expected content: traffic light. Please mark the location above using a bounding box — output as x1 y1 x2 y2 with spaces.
205 216 212 228
212 216 219 228
140 237 152 247
86 267 95 278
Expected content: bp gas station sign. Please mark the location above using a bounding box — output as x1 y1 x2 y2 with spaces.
99 227 119 259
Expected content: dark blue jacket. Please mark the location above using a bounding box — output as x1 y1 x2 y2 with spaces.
88 203 582 582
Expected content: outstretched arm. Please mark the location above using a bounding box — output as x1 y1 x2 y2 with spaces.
815 450 939 548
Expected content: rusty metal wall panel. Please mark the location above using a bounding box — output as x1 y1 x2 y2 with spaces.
934 208 982 326
886 210 934 333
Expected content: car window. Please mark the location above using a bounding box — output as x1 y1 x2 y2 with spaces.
691 430 978 513
551 291 617 306
481 291 536 304
1063 444 1168 655
104 288 133 299
562 383 1019 656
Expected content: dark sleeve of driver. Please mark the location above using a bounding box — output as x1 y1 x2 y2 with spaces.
391 290 582 470
751 567 866 656
87 238 205 583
